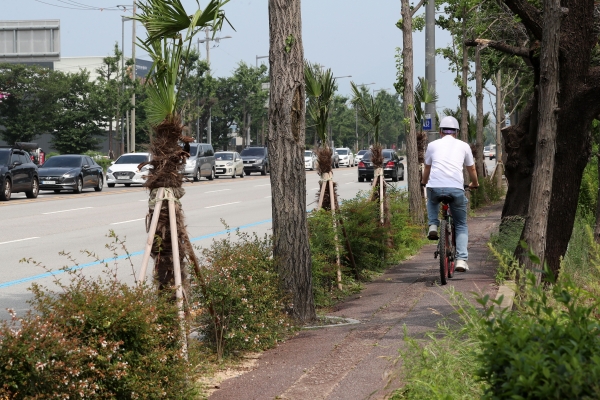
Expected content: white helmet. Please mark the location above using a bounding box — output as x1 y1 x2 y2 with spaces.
439 116 460 130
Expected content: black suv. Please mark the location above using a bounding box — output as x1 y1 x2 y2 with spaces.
240 146 269 176
0 143 40 201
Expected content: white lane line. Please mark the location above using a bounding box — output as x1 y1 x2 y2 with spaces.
311 188 319 191
139 199 147 202
42 207 93 215
345 182 354 184
205 189 231 194
343 173 354 175
111 218 145 225
0 237 39 246
205 201 240 209
265 196 272 198
255 184 271 187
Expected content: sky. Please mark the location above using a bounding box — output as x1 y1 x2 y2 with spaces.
2 0 478 117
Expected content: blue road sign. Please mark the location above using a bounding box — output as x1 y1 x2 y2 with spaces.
422 114 432 131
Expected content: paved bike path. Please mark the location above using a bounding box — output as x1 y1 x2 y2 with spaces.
209 202 503 400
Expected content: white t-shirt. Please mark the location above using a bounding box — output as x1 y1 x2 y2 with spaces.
425 135 474 189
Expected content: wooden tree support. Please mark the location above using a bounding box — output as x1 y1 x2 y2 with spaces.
139 187 188 359
317 172 344 290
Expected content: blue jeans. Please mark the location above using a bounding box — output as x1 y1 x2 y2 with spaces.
426 187 469 260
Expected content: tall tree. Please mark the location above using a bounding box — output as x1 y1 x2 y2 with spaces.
398 0 427 224
268 0 315 322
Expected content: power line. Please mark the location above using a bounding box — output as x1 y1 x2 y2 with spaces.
33 0 120 11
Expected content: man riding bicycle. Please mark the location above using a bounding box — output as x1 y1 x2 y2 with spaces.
420 116 479 272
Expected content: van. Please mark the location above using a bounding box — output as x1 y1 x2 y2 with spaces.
183 143 216 181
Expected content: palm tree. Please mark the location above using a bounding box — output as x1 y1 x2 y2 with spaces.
414 77 438 165
135 0 230 296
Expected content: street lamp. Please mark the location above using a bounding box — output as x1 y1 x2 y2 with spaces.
373 87 392 95
197 30 232 144
354 82 375 151
256 55 268 68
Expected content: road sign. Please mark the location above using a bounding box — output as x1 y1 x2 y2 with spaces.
422 113 432 131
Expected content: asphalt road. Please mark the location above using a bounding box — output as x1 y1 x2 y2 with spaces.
0 165 408 318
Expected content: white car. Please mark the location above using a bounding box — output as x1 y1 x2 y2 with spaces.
106 153 151 187
484 145 496 160
305 150 317 170
336 147 354 167
214 151 244 178
355 149 368 164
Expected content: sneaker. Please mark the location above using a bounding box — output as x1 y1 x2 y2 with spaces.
455 260 469 272
427 225 438 240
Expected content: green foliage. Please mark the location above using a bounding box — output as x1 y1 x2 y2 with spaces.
351 82 382 145
476 272 600 399
469 176 504 209
308 188 424 308
305 64 336 146
0 270 194 398
192 230 293 359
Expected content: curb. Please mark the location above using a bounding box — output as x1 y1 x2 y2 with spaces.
495 280 516 309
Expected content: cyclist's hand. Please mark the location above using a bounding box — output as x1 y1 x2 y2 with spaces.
468 182 479 189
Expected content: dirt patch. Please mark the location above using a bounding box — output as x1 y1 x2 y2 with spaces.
198 353 262 397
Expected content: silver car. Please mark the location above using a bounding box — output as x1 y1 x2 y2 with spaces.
336 147 354 167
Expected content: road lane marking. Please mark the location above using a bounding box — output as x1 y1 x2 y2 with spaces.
0 218 273 289
343 173 354 175
0 237 39 246
111 218 145 225
205 201 240 209
311 188 319 191
42 207 93 215
205 189 231 194
254 184 271 187
265 196 272 198
345 182 354 184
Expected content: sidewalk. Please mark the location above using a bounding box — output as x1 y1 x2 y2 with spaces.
209 201 503 400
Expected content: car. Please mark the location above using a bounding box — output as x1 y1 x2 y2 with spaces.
214 151 244 178
0 142 39 201
336 147 354 167
106 153 151 187
355 149 368 164
183 143 216 181
304 150 317 170
38 154 104 193
331 149 340 168
240 146 269 176
357 149 405 182
484 145 496 160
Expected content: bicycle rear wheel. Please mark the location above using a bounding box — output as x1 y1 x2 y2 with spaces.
439 220 449 285
447 219 455 279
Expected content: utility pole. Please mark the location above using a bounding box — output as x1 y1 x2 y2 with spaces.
121 15 126 155
197 29 232 145
425 0 436 143
131 0 136 152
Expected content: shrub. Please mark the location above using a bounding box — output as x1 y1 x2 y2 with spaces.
0 271 194 399
191 230 293 359
476 272 600 399
470 175 504 209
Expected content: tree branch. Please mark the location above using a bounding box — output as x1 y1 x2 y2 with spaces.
465 39 530 58
502 0 543 41
410 0 427 17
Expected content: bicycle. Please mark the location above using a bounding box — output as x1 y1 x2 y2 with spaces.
431 185 475 285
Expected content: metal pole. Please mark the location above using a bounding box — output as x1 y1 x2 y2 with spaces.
196 39 200 142
121 16 125 155
131 1 136 152
425 0 437 143
355 106 358 152
206 28 211 145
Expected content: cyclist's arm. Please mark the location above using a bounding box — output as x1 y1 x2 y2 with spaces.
466 164 479 188
421 164 431 185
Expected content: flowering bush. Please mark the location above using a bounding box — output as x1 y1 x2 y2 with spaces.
0 273 195 399
192 230 293 359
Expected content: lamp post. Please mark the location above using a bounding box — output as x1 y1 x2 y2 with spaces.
197 30 232 145
256 55 268 68
119 14 133 155
354 82 375 151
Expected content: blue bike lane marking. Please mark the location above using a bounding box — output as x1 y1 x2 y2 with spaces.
0 218 272 289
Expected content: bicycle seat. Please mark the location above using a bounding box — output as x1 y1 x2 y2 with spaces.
439 195 454 204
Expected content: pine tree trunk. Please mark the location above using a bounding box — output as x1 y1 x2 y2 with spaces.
401 0 424 225
475 46 484 178
519 0 561 282
267 0 315 323
460 8 469 144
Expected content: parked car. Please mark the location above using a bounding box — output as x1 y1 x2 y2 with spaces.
38 154 104 193
304 150 317 170
355 149 368 164
331 149 340 168
483 145 496 160
357 149 404 182
106 153 151 187
0 143 39 201
183 143 215 181
240 146 269 176
336 147 354 167
214 151 244 178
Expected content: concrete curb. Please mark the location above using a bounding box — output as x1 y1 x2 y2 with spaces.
303 316 361 329
495 280 516 309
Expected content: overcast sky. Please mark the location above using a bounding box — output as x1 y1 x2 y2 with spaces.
3 0 478 116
